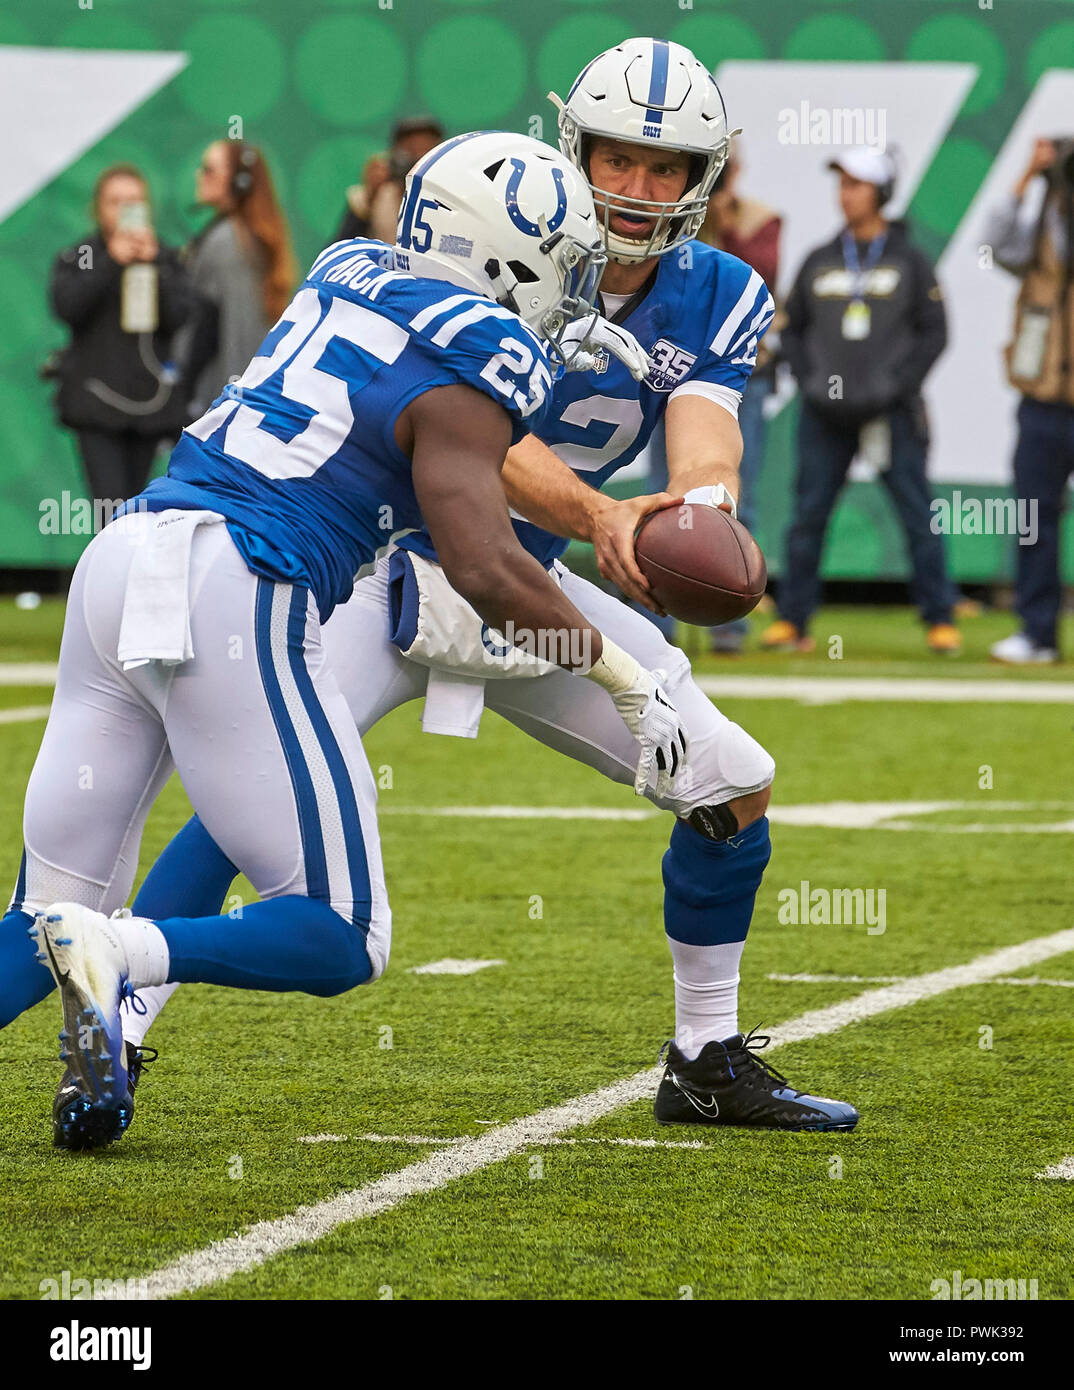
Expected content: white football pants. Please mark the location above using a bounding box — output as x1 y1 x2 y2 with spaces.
327 555 775 812
19 514 392 978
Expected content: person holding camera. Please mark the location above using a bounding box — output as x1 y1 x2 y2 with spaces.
763 147 960 655
48 164 195 513
331 116 445 249
181 139 297 416
986 137 1074 665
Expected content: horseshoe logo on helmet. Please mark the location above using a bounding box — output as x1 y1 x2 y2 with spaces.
504 158 568 238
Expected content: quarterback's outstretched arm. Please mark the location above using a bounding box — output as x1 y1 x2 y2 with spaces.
405 385 604 666
402 384 686 792
664 392 744 504
502 433 681 613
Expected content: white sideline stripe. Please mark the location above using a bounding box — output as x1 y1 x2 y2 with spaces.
0 663 57 686
407 958 505 976
380 805 657 821
130 926 1074 1302
2 667 1071 703
769 972 1074 989
882 820 1074 834
0 704 50 725
695 675 1074 706
1037 1156 1074 1181
380 801 1074 835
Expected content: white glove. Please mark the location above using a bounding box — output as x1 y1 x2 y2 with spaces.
682 484 738 520
582 637 687 796
561 314 654 382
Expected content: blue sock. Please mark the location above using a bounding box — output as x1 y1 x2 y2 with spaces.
158 895 372 996
662 816 772 946
0 853 52 1028
133 815 238 919
0 908 52 1028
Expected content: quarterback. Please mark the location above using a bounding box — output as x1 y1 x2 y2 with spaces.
0 133 690 1145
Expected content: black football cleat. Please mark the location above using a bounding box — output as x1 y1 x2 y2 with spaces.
52 1043 157 1151
655 1028 859 1132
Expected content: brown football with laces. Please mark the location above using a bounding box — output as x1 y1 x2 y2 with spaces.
634 503 767 626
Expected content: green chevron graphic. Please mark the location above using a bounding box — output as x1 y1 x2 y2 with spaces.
2 0 1071 581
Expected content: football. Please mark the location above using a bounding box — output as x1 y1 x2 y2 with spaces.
634 502 768 625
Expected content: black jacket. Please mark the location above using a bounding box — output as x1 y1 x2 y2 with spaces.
782 219 947 420
49 234 197 435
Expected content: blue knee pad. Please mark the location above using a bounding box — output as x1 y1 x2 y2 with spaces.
662 815 771 946
158 895 372 996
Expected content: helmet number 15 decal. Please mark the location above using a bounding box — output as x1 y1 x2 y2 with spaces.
411 199 439 254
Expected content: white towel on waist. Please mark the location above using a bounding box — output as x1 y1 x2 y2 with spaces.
421 669 486 739
117 509 226 670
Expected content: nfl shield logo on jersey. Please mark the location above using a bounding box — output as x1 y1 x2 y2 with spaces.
646 339 697 392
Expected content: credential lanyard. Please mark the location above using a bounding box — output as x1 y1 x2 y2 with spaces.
841 229 887 304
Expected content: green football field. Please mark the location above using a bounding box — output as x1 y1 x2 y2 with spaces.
1 599 1072 1301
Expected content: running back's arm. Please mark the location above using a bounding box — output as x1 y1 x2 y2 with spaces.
401 384 603 669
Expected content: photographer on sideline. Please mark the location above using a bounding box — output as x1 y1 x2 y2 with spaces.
331 116 445 248
986 138 1074 665
48 164 195 514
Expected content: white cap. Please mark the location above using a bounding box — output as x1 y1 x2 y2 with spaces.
827 146 896 187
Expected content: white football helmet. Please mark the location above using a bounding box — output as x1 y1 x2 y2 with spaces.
550 37 737 264
394 131 606 367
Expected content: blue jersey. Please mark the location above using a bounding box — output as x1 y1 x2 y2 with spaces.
400 240 774 568
135 240 555 619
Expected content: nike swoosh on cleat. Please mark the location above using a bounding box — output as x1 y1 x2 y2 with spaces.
672 1075 719 1116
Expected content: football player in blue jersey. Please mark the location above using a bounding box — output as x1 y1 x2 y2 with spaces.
0 132 691 1148
18 42 860 1144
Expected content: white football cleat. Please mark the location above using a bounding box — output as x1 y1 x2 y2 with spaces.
30 903 130 1109
990 633 1058 665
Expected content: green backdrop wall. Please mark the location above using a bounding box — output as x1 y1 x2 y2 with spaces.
3 0 1073 581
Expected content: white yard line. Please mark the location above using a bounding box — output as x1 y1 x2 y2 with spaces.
129 926 1074 1302
769 972 1074 988
881 820 1074 834
380 801 1074 834
0 705 50 725
407 958 505 976
380 805 658 821
298 1133 711 1151
3 668 1070 703
695 674 1074 705
1037 1156 1074 1181
0 663 57 686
